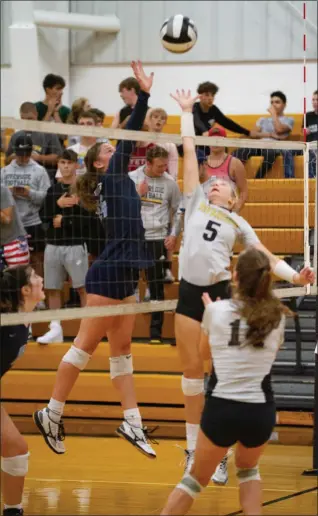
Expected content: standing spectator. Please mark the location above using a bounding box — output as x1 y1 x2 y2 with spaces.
303 90 318 178
148 108 179 180
67 97 91 146
1 185 29 268
35 74 71 124
37 149 90 344
233 91 295 178
6 103 63 182
1 134 51 277
129 146 181 343
111 77 151 130
90 108 110 144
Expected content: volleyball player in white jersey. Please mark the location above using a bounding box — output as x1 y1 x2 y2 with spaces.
170 89 314 484
161 247 304 516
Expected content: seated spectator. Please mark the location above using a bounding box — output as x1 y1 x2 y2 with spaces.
201 127 248 212
67 97 91 146
37 149 91 344
1 184 30 268
6 103 63 182
233 91 295 178
35 73 71 124
111 77 151 130
303 90 317 178
1 134 51 277
129 146 181 343
147 108 179 180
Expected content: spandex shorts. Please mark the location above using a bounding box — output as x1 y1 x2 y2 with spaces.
176 278 231 322
24 224 46 253
85 260 140 300
201 395 276 448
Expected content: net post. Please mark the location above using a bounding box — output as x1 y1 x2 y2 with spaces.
303 143 311 295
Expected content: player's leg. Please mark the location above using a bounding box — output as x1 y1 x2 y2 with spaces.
147 240 165 343
161 429 228 515
235 443 266 516
1 406 29 516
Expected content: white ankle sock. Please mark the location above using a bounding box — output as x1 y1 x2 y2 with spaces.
186 423 199 452
48 398 65 422
4 504 22 510
124 408 142 428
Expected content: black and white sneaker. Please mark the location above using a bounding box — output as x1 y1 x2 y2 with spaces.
33 408 65 454
116 420 157 459
212 449 233 485
176 446 195 474
3 509 24 516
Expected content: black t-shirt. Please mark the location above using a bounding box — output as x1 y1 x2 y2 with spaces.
303 111 318 142
192 102 250 136
1 324 29 377
119 105 133 125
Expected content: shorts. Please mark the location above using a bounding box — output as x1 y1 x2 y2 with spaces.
201 395 276 448
2 236 30 267
25 224 46 253
44 244 89 289
176 278 231 322
85 260 140 300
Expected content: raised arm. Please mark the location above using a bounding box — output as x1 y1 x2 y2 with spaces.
107 61 154 177
170 90 200 194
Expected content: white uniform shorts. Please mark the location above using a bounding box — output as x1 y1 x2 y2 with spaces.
44 244 89 290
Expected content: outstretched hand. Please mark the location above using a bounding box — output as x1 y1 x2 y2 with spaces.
170 89 200 112
294 266 315 286
131 60 154 93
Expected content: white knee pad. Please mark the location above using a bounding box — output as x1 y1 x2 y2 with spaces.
181 376 205 397
62 345 91 371
110 354 133 380
1 452 29 477
177 474 203 499
236 466 261 484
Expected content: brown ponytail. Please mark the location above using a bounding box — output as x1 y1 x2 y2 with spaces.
75 142 104 212
234 248 292 348
0 265 33 313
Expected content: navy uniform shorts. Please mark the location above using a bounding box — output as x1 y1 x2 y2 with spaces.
85 260 140 300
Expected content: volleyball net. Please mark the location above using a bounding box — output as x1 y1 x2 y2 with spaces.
0 117 317 327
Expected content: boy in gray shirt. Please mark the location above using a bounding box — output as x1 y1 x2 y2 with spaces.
129 146 181 343
1 185 29 268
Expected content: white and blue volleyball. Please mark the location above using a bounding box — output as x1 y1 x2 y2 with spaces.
160 15 197 54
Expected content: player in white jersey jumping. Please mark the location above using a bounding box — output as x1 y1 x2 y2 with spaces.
161 247 312 515
170 89 315 484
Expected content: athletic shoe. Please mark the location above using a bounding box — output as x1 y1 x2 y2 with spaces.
27 324 33 342
3 510 24 516
33 408 65 454
36 321 63 345
212 449 233 485
164 269 175 283
184 449 195 473
134 287 140 303
116 420 157 459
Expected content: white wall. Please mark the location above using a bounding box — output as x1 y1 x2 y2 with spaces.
1 60 317 117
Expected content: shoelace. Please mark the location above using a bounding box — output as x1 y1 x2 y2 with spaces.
142 425 159 445
47 411 65 442
218 456 228 472
175 445 194 468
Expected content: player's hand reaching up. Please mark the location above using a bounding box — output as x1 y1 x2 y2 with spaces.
170 90 200 113
293 266 315 286
131 60 154 93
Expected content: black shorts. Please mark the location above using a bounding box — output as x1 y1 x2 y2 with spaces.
176 279 231 322
85 260 140 300
25 224 46 253
201 395 276 448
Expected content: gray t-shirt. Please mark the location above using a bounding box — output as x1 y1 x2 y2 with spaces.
256 116 294 140
1 185 26 245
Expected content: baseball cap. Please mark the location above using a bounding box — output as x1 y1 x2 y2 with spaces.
208 126 227 138
13 133 33 156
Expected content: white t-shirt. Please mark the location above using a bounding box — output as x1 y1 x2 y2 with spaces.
202 299 285 403
181 186 259 286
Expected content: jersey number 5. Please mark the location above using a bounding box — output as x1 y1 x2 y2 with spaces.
203 221 221 242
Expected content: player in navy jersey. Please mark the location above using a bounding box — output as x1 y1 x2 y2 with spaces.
33 61 157 459
161 248 295 516
1 265 45 516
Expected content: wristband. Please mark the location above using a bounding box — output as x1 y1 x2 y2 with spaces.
181 112 195 138
273 260 297 284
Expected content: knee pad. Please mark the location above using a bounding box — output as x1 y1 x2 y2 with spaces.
236 466 261 484
110 354 133 380
181 376 204 397
62 345 91 371
177 474 203 499
1 452 29 477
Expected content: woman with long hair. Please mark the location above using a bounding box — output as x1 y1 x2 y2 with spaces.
161 247 301 515
170 89 314 484
33 61 157 459
1 265 45 516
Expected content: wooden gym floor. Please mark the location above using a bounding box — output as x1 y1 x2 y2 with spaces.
6 433 317 515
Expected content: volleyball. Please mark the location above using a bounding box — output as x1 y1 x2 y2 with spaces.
160 14 197 54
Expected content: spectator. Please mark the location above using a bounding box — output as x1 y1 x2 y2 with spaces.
6 103 63 182
129 146 181 343
233 91 295 178
147 108 179 180
303 90 317 178
201 127 248 212
1 134 51 277
111 77 151 130
35 73 71 124
90 108 110 144
37 149 90 344
67 97 91 146
1 185 30 268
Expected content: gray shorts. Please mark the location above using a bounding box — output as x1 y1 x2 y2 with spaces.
44 244 89 290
